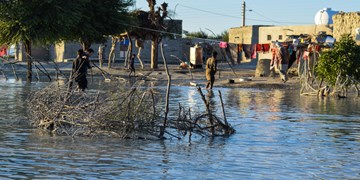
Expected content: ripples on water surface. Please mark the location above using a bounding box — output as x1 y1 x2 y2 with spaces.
0 79 360 179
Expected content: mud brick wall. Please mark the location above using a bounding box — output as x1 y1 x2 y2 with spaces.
333 12 360 44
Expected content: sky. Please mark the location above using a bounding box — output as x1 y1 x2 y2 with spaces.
134 0 360 35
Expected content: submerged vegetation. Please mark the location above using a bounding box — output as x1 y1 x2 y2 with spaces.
316 34 360 97
299 34 360 98
27 80 235 140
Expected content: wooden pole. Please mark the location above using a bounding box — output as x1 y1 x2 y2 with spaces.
158 43 171 138
218 90 228 126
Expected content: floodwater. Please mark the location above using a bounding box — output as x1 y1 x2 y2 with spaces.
1 78 360 179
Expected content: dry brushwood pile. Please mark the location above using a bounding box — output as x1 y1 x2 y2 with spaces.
27 79 235 140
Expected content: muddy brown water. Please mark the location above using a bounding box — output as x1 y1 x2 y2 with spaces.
0 78 360 179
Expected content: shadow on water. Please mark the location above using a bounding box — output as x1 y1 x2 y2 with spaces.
1 78 360 179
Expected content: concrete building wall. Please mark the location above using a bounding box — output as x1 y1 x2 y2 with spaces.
30 46 49 60
257 25 333 60
51 41 107 62
15 43 49 61
16 19 184 63
138 38 191 64
229 25 333 44
49 38 208 65
333 12 360 45
229 25 334 60
258 25 333 44
229 26 262 44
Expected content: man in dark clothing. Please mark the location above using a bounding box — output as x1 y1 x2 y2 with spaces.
72 49 93 91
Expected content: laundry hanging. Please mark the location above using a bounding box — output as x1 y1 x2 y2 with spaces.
262 44 270 53
0 47 7 56
242 44 252 59
219 41 228 49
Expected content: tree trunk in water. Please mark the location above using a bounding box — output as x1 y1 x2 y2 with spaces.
125 37 133 69
159 43 171 138
135 39 145 69
24 40 32 82
150 37 158 69
108 37 117 68
81 38 91 50
137 47 144 69
123 32 132 68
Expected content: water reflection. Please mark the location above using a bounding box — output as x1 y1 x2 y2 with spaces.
226 88 290 121
0 80 360 179
205 90 216 111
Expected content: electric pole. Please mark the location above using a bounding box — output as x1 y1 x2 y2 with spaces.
242 0 246 26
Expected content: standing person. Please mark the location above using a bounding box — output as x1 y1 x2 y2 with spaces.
205 51 218 89
270 42 288 82
129 54 136 77
72 49 92 92
276 42 288 82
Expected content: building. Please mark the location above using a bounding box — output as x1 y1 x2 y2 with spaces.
228 8 360 61
228 24 333 60
15 19 187 64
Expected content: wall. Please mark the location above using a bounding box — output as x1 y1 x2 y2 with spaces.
258 25 333 44
15 19 184 63
258 25 333 60
229 26 262 44
49 38 212 65
15 43 49 61
51 40 110 62
229 24 334 60
229 25 333 44
333 12 360 45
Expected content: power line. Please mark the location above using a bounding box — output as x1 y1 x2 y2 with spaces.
246 7 311 25
177 3 312 25
178 4 242 20
118 23 224 43
122 4 314 39
247 9 284 25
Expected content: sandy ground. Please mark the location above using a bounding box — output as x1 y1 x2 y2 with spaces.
99 61 301 90
2 60 300 89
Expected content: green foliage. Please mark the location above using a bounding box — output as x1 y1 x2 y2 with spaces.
0 0 134 47
185 30 228 42
185 30 208 39
67 0 134 47
316 34 360 87
0 0 82 45
216 30 229 42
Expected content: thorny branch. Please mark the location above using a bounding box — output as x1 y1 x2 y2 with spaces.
27 81 235 140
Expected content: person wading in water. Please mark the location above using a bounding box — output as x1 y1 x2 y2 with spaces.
205 51 218 89
72 48 93 92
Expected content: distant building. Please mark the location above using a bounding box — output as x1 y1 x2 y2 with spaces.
50 19 184 63
229 25 333 45
15 19 185 63
227 8 360 61
228 25 333 60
